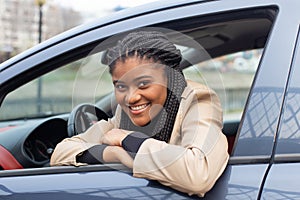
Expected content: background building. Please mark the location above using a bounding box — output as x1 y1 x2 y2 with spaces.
0 0 82 62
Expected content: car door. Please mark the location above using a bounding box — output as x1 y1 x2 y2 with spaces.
0 0 295 199
225 1 300 199
261 8 300 199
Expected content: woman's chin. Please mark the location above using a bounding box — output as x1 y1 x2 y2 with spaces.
132 121 150 127
130 117 151 127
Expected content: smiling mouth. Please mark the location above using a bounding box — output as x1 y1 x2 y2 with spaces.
129 103 150 114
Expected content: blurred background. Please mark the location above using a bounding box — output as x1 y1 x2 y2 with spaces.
0 0 157 63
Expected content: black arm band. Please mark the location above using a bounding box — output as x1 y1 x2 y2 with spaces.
76 144 108 164
122 131 149 158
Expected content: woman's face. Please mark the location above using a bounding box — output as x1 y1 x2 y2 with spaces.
112 56 168 127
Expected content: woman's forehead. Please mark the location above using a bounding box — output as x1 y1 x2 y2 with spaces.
112 57 164 77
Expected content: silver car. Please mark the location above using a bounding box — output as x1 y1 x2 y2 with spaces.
0 0 299 199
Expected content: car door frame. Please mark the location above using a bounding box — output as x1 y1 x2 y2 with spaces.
260 7 300 197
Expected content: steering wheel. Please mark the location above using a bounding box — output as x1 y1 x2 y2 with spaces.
67 103 109 137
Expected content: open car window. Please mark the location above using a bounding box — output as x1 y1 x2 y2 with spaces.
183 49 262 122
0 52 113 121
0 6 277 173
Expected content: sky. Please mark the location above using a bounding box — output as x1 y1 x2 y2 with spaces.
54 0 158 21
64 0 157 11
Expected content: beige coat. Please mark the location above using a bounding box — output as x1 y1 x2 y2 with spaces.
50 80 229 197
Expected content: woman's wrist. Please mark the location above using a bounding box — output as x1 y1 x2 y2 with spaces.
102 145 133 168
103 146 120 163
121 131 149 158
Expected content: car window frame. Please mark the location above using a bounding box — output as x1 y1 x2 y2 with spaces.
274 26 300 162
231 3 300 166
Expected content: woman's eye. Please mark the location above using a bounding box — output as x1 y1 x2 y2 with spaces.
138 81 150 88
115 84 127 91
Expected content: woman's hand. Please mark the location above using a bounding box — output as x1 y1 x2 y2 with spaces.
103 145 133 168
100 128 131 146
100 129 133 168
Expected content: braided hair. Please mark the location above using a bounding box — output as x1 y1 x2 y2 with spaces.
103 31 187 142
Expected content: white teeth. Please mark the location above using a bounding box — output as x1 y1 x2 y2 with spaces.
130 104 147 111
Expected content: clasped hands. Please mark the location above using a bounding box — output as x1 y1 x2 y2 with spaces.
100 129 133 168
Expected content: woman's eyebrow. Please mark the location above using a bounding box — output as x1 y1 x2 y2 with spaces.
113 75 152 85
113 80 121 85
133 75 152 82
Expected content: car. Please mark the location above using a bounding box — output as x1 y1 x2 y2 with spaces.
1 0 300 199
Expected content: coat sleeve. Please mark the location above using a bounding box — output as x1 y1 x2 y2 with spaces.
50 118 115 166
132 85 229 197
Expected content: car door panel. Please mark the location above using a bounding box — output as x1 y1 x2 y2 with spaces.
204 164 269 199
0 169 201 199
261 163 300 199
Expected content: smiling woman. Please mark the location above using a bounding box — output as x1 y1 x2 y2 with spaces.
50 30 229 197
2 0 297 199
112 60 168 127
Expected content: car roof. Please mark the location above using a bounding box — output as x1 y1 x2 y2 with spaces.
0 0 210 70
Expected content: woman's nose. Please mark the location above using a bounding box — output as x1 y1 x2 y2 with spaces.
126 89 141 104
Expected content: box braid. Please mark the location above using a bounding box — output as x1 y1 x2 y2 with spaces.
103 31 187 142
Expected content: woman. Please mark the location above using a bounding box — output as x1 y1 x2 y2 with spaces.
50 30 229 197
